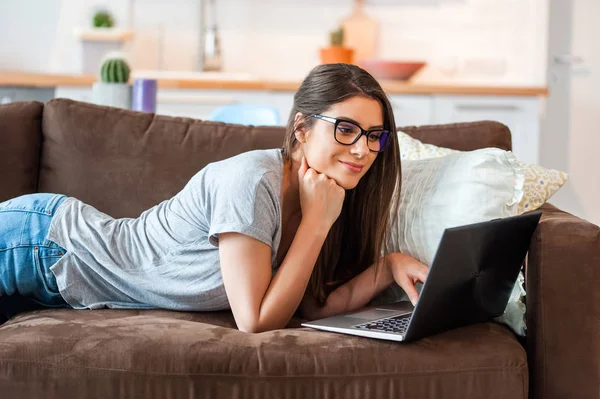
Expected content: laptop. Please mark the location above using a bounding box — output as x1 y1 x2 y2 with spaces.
301 211 542 342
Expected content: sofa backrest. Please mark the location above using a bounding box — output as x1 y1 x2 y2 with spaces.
38 99 286 218
401 121 512 153
1 99 512 217
0 101 44 202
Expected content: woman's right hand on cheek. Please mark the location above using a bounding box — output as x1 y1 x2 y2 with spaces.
298 156 345 230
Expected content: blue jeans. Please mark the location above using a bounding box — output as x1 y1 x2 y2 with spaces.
0 193 71 320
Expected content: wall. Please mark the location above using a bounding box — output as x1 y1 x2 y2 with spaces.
569 0 600 226
549 0 600 226
0 0 547 85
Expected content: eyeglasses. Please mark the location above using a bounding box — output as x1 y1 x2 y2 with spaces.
310 114 391 153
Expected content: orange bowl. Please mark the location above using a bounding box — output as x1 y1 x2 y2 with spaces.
360 60 426 81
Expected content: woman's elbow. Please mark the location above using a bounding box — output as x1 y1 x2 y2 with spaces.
235 313 268 333
236 318 283 334
235 315 261 333
238 323 261 334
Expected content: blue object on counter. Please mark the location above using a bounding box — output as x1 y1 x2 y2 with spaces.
208 104 280 126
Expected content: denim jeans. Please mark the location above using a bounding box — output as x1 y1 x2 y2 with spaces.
0 193 71 320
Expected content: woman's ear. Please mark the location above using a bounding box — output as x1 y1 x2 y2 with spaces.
294 112 307 144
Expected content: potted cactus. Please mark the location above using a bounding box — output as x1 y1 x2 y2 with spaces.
91 55 132 109
319 27 354 64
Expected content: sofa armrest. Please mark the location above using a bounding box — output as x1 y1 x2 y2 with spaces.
0 101 43 201
526 203 600 399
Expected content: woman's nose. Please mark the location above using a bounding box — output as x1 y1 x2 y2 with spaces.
350 135 370 156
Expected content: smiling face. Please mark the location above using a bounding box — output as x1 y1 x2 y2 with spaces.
295 96 384 190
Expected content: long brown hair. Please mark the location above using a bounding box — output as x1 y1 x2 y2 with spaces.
281 63 402 305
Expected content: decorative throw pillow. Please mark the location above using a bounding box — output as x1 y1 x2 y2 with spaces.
397 131 569 215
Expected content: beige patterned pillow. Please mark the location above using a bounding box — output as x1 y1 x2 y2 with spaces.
398 131 568 214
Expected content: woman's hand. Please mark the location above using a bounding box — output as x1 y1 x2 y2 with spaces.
385 253 429 306
298 156 345 230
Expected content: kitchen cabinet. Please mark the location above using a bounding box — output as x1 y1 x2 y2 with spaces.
0 86 54 104
54 87 293 123
54 87 93 104
156 92 436 128
54 86 542 164
389 95 434 127
155 89 292 122
431 95 540 165
56 88 436 127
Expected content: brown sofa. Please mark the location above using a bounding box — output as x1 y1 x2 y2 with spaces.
0 98 598 399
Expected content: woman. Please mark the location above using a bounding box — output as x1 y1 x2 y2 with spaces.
0 63 428 332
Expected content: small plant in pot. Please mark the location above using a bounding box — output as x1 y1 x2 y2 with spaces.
319 27 354 64
92 10 114 28
92 56 132 109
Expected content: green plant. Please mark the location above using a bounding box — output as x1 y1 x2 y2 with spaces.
329 27 344 47
100 57 131 83
93 10 114 28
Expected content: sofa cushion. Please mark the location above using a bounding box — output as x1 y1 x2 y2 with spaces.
0 101 43 202
0 309 527 399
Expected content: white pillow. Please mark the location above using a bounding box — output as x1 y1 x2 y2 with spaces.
398 131 568 214
373 148 528 335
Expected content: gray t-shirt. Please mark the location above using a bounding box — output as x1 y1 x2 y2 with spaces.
47 148 284 311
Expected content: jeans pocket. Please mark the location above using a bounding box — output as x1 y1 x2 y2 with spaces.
33 246 64 296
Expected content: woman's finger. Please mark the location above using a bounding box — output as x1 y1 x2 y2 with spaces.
298 156 309 179
412 264 429 283
396 274 419 306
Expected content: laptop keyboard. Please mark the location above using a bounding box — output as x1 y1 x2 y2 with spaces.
354 314 412 334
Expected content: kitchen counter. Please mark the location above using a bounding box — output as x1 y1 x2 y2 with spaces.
0 71 548 97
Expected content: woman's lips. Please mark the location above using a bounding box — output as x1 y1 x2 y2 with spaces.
340 161 364 173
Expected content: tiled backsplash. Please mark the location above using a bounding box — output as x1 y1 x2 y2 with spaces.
0 0 548 85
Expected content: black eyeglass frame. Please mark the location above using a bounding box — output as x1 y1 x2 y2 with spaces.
310 114 391 153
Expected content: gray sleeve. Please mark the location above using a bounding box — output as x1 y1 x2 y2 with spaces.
208 172 279 248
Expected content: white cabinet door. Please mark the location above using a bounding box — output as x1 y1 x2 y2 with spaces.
268 93 435 128
0 87 54 103
55 87 94 103
156 89 292 124
0 88 16 104
268 92 295 126
55 87 290 124
389 95 434 127
432 95 541 165
156 89 238 120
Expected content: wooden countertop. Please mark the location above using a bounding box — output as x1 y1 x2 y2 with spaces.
0 71 548 97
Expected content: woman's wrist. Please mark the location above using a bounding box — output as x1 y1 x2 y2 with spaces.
382 254 396 286
299 215 331 238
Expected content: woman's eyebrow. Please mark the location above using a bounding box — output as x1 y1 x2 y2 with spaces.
337 116 384 130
